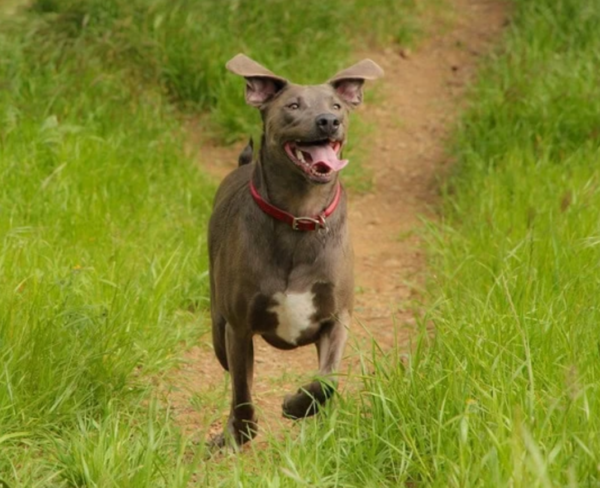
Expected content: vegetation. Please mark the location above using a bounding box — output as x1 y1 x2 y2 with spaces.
23 0 422 141
4 0 598 485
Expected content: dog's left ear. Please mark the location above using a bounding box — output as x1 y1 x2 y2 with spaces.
226 54 288 109
328 59 384 108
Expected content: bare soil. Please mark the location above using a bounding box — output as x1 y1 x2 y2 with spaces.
166 0 508 447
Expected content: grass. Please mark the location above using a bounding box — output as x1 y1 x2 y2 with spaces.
6 0 598 485
0 14 213 483
0 0 427 486
24 0 425 142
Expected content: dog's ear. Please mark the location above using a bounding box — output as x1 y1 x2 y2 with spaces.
226 54 288 108
328 59 384 108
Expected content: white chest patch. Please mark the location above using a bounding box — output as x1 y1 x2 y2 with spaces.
269 291 316 345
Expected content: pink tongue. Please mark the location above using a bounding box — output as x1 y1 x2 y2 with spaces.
302 144 348 171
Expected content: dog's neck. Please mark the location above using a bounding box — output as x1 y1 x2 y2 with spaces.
253 141 340 218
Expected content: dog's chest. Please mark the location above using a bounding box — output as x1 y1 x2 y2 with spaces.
251 283 336 346
269 291 316 344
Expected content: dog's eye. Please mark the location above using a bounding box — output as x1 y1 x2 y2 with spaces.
333 103 342 110
288 103 300 110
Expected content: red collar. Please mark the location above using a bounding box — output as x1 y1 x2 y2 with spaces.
249 180 342 231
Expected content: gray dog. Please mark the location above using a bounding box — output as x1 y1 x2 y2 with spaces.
208 54 383 447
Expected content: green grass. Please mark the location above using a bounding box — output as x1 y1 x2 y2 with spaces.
23 0 425 142
9 0 598 485
0 12 213 483
0 0 427 486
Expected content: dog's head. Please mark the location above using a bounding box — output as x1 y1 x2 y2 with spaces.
226 54 383 184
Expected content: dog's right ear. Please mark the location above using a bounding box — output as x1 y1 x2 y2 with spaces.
226 54 288 109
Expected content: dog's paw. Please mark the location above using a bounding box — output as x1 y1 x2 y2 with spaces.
282 380 335 419
282 392 320 419
206 417 258 452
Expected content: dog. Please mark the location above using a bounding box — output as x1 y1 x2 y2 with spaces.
207 54 383 448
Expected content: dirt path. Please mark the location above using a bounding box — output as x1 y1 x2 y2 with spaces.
168 0 507 446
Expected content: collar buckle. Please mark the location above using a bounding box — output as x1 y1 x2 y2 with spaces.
291 215 327 231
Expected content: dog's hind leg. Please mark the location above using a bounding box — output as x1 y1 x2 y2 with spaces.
210 276 229 370
211 312 229 371
282 312 349 419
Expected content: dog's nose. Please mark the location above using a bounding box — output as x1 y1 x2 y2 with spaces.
316 113 340 135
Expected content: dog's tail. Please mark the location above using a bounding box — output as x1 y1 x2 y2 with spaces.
238 137 254 166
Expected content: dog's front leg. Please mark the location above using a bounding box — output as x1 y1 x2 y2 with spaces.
210 323 258 448
282 313 349 419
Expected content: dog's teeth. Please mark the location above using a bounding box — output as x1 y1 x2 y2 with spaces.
295 149 305 163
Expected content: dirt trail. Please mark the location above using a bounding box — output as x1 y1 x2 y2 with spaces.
168 0 507 445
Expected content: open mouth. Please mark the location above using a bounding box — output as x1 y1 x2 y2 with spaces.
284 139 348 182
